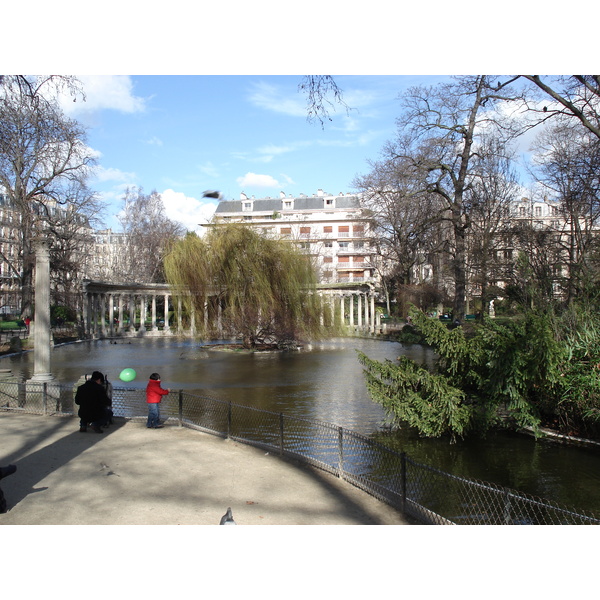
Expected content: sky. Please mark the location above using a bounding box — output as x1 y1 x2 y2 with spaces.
60 74 453 233
8 2 590 239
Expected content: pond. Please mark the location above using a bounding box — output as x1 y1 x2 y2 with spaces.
4 336 600 516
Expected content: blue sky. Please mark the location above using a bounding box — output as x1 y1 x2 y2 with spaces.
9 4 589 236
60 75 451 233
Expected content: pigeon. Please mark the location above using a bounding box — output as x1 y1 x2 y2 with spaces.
220 507 236 525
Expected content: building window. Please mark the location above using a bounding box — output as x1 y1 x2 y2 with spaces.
243 202 252 212
534 206 542 217
323 256 333 263
339 226 350 237
324 241 333 248
280 227 292 235
323 226 333 233
339 242 349 249
300 226 311 235
338 256 350 263
353 256 365 263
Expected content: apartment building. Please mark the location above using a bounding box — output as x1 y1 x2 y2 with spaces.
0 191 113 315
210 189 380 286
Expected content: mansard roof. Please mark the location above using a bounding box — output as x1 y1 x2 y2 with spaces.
215 193 361 214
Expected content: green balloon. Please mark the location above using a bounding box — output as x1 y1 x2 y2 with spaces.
119 368 136 382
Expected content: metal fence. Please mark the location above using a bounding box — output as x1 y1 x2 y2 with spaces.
1 378 599 525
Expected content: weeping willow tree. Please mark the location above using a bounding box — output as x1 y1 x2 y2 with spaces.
164 224 339 348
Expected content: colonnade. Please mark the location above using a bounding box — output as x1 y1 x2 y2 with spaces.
81 281 380 339
319 289 380 333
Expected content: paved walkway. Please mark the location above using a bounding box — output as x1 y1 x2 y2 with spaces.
0 412 410 525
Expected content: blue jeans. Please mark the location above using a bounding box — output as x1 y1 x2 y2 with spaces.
147 403 161 427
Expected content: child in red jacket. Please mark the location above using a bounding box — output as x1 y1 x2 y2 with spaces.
146 372 170 428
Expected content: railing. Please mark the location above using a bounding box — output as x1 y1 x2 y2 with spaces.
0 327 28 344
1 380 598 525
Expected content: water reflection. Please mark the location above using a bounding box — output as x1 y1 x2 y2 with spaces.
4 336 600 515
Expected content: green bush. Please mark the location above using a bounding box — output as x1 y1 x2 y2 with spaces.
359 304 600 440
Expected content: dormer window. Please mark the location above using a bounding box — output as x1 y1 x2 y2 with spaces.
283 200 293 210
242 202 253 212
324 198 334 208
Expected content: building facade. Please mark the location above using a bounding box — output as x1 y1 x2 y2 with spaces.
210 189 380 287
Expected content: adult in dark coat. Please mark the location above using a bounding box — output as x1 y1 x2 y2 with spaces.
75 371 111 433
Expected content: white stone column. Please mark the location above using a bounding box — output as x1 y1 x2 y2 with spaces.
118 294 124 334
151 294 158 331
357 294 362 327
83 287 90 337
30 239 53 382
349 294 355 327
91 294 97 337
177 297 183 334
163 294 170 332
100 294 107 337
138 295 147 333
370 294 375 333
108 294 115 337
340 294 345 325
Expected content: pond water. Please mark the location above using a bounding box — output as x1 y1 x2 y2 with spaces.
4 336 600 516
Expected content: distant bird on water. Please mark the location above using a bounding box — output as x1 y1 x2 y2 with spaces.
220 507 236 525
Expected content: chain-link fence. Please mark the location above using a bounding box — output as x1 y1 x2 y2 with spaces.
1 379 598 525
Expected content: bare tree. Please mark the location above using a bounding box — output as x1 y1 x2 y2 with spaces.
465 134 521 314
298 76 351 127
117 187 186 283
530 120 600 301
378 76 525 319
353 150 445 313
0 75 99 316
521 76 600 140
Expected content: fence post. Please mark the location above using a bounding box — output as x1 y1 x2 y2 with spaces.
279 413 284 456
338 427 344 480
401 452 407 515
178 389 183 427
503 489 511 525
42 382 48 415
227 401 232 438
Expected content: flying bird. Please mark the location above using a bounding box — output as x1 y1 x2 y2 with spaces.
220 507 236 525
203 190 223 200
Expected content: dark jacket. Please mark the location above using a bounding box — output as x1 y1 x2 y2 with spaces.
75 379 111 423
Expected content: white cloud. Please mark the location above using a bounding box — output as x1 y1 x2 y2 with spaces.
247 81 306 117
160 188 218 233
61 75 147 115
197 162 220 178
92 165 137 184
236 172 281 189
144 136 163 146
